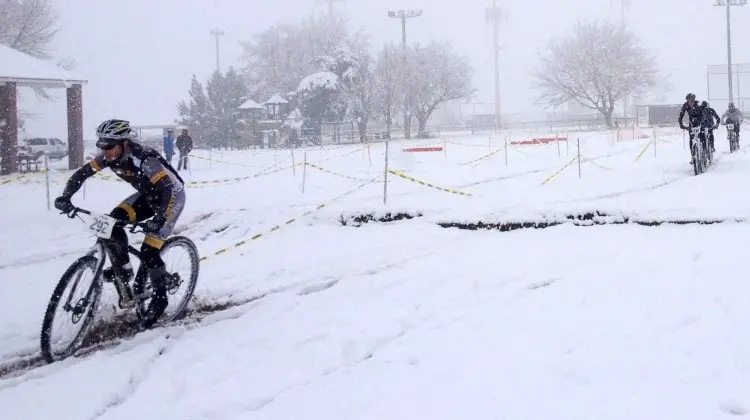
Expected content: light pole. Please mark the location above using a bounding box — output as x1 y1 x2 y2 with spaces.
388 9 423 139
714 0 746 105
485 1 504 130
209 29 225 73
318 0 346 15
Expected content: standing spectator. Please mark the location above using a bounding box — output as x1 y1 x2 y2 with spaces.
163 128 175 164
176 128 193 171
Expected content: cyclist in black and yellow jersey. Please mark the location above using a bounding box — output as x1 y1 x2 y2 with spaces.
54 119 186 328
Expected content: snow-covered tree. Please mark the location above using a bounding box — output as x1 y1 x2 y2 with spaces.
341 51 377 142
205 67 249 149
306 45 376 142
407 41 475 135
0 0 58 59
0 1 75 101
240 12 366 101
373 44 402 132
177 75 211 145
533 21 657 128
177 68 248 149
296 70 345 128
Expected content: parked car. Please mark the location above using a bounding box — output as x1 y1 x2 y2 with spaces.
18 137 68 160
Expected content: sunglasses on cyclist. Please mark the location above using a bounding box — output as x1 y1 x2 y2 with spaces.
96 138 121 151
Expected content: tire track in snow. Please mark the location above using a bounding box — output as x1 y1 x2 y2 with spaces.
0 237 438 381
530 146 739 207
455 145 641 189
87 332 181 420
0 296 261 382
0 248 88 271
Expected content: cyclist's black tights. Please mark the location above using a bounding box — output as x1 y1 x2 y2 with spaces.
108 208 165 271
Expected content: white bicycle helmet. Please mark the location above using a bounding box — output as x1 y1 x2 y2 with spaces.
95 119 136 149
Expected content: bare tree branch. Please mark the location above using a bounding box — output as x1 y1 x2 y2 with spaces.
406 41 474 135
0 1 68 107
533 20 657 127
0 0 59 59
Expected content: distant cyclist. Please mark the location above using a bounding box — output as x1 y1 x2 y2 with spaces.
53 119 186 328
699 101 721 153
722 101 744 141
679 93 705 159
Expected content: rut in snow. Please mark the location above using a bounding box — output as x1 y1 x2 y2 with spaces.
339 211 743 230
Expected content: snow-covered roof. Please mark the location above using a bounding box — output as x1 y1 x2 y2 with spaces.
0 44 87 87
264 94 289 105
297 71 339 92
238 99 264 110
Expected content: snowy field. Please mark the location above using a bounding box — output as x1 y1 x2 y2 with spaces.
3 128 750 419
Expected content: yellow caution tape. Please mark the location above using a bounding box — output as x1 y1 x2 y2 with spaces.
0 173 32 186
200 177 377 262
633 139 653 162
305 162 383 183
319 146 366 163
388 169 473 197
540 155 579 186
458 149 502 166
0 168 57 186
92 162 299 188
190 154 260 168
581 155 611 171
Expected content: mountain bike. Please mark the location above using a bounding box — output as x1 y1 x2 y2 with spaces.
727 122 739 153
690 127 709 175
40 206 200 363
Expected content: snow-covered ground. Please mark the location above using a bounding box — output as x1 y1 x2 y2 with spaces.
3 128 750 419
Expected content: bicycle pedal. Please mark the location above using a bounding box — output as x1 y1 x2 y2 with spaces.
165 274 181 289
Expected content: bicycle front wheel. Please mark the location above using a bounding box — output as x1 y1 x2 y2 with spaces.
135 236 200 326
40 255 104 363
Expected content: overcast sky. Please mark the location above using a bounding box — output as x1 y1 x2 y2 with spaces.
18 0 750 137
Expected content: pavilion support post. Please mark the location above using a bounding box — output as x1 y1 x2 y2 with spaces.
67 83 84 169
0 82 19 175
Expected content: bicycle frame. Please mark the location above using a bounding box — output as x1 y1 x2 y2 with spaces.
727 123 739 148
67 207 150 310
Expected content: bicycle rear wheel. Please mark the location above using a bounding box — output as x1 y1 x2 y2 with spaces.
40 255 104 363
135 236 200 326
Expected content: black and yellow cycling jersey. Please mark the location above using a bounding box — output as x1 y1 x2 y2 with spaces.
62 142 184 221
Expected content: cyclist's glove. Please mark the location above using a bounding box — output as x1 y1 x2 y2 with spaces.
143 215 166 233
54 196 73 213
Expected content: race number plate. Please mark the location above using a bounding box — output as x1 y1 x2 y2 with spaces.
88 213 117 239
727 124 735 130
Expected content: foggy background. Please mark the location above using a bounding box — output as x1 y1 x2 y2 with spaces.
17 0 749 136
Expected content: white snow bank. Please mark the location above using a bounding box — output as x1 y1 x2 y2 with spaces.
297 71 339 92
0 44 85 84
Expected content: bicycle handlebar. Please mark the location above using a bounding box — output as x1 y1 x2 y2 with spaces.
62 206 147 234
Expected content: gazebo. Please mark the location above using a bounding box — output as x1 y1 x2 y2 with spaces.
0 44 87 175
238 98 265 119
264 94 289 119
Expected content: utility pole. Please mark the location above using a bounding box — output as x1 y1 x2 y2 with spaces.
485 1 504 130
209 29 225 73
388 9 423 139
619 0 630 118
714 0 746 105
